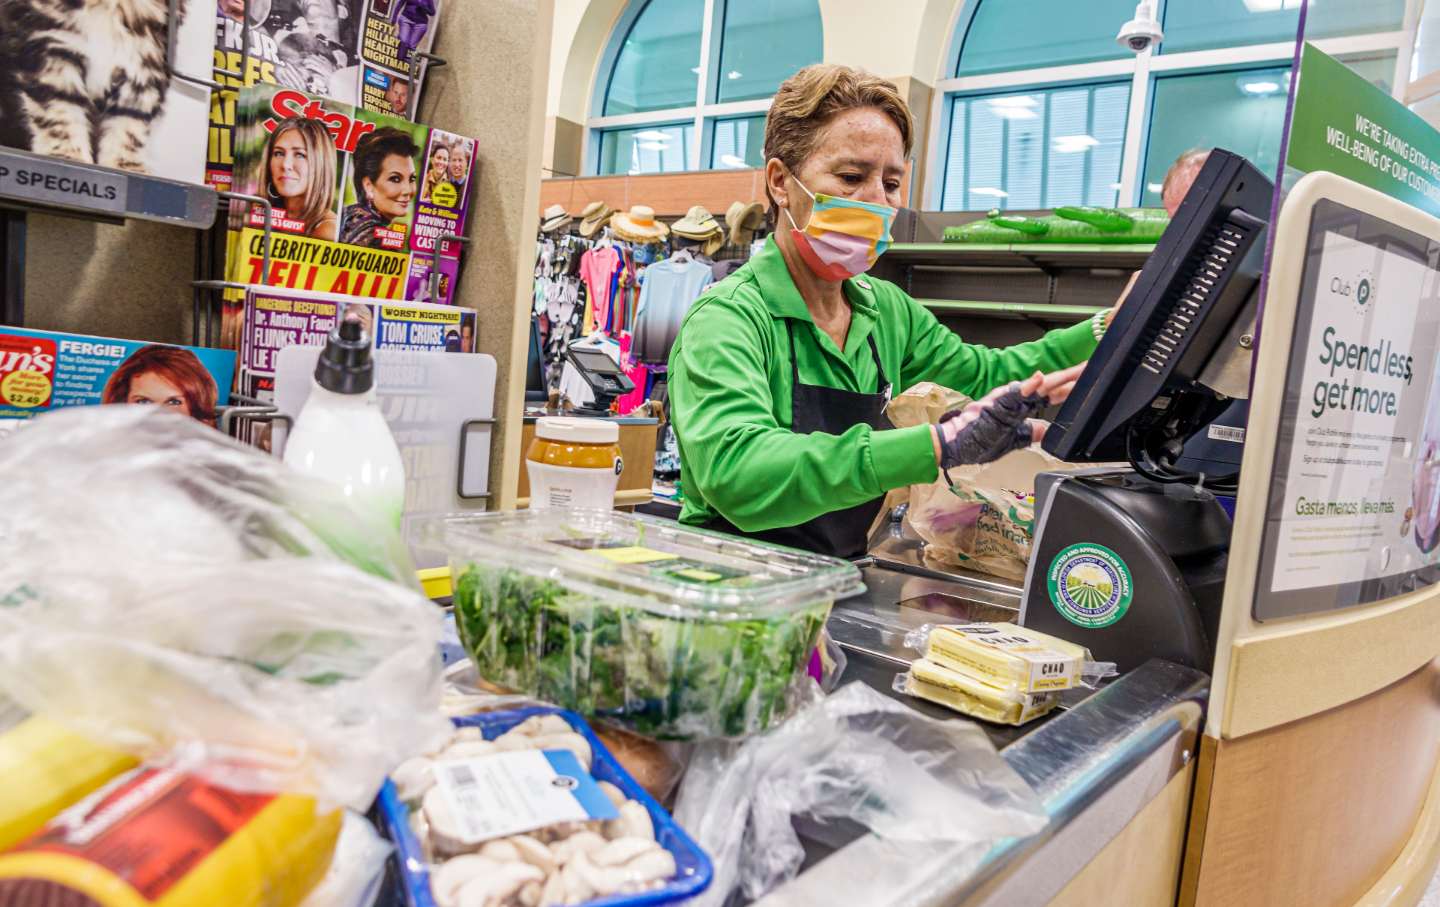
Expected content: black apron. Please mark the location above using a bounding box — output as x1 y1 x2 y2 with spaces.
708 319 893 559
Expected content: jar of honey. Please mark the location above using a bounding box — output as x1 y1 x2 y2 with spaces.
526 417 623 510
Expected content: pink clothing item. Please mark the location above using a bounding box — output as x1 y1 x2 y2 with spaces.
615 332 648 415
579 246 622 334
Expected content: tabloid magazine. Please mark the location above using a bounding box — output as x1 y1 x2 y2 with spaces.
207 0 442 191
0 0 215 184
219 82 475 349
239 285 476 400
0 327 236 428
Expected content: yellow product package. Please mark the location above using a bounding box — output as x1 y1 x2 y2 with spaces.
898 658 1058 726
0 716 139 851
922 622 1088 693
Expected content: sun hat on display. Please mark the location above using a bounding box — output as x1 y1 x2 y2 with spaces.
540 203 572 233
578 201 613 237
610 205 670 243
671 205 721 240
726 200 766 247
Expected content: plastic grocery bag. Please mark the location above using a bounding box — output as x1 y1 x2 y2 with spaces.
885 382 1087 581
671 682 1048 905
0 408 450 809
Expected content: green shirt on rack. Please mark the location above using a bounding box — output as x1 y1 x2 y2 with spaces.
667 237 1100 534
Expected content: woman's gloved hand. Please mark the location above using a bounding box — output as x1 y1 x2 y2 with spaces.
931 365 1086 472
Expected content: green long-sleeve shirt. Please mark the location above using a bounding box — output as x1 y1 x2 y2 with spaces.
667 238 1099 533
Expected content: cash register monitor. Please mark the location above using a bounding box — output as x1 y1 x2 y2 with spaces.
1043 148 1275 487
565 344 636 416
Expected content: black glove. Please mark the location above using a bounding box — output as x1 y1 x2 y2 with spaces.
936 384 1048 475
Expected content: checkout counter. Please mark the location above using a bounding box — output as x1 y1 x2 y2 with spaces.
764 163 1440 905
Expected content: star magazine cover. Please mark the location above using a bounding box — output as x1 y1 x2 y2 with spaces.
207 0 441 192
220 82 475 349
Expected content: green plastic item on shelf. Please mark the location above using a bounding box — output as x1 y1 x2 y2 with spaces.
944 206 1169 245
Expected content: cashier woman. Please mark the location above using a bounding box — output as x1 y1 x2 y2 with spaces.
667 64 1141 559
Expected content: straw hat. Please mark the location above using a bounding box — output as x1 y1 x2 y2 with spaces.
671 205 721 240
540 203 572 234
610 205 669 243
726 200 766 247
578 200 613 238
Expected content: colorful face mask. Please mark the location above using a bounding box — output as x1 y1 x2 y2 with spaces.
784 175 895 281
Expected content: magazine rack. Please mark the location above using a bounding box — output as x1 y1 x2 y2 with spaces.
8 0 547 512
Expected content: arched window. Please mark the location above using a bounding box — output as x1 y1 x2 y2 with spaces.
591 0 823 175
935 0 1406 211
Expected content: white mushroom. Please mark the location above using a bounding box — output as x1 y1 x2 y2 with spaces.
393 756 436 802
550 830 606 864
560 860 594 903
603 801 654 841
478 839 520 863
514 715 571 737
532 733 592 771
494 731 539 752
592 837 658 868
509 835 557 876
516 880 542 907
439 740 499 761
456 863 544 907
423 787 474 856
539 871 566 907
596 781 626 810
453 726 485 742
431 855 502 907
621 848 677 885
570 851 622 897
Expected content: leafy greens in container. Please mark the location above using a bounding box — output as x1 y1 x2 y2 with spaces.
428 511 865 740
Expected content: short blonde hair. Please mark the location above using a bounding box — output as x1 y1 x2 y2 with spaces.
762 64 914 215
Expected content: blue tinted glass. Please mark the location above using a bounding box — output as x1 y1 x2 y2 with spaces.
598 123 697 175
711 115 767 168
1141 56 1394 206
1161 0 1403 55
956 0 1136 76
604 0 705 115
717 0 822 103
941 84 1130 212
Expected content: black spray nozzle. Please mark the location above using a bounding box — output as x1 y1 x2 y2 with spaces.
314 315 374 394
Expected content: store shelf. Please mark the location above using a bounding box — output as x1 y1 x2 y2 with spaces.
882 241 1155 270
918 299 1106 320
0 146 216 228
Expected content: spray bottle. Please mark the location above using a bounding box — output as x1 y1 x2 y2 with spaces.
283 317 405 530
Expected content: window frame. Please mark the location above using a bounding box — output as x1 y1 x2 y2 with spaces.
588 0 818 175
926 0 1417 209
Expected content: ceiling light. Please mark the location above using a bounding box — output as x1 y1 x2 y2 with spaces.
992 108 1039 120
1053 134 1099 153
1109 182 1124 190
727 70 742 80
969 187 1009 197
633 130 672 141
1240 79 1282 95
637 141 668 150
1146 182 1163 193
690 66 701 74
719 154 746 168
988 96 1038 108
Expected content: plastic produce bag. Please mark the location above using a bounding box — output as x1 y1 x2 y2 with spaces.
301 811 393 907
0 407 449 809
886 383 1089 580
671 682 1048 905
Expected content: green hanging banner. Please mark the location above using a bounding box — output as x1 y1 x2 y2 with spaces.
1287 44 1440 218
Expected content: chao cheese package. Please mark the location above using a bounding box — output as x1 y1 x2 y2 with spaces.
896 659 1059 726
913 622 1090 693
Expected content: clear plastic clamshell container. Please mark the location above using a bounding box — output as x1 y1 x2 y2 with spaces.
426 510 865 740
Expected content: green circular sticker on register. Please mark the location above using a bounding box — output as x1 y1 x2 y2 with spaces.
1047 542 1133 628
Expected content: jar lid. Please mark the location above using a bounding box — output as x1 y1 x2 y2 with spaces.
536 416 619 444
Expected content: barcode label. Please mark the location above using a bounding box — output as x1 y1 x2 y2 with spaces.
433 750 618 846
1208 425 1246 444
